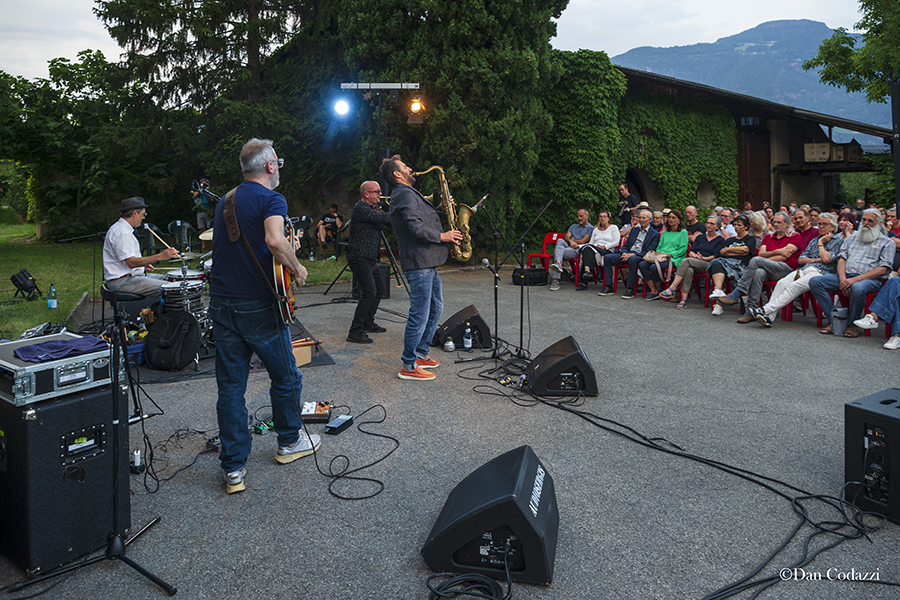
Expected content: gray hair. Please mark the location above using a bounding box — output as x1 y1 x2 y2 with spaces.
240 138 276 175
817 212 838 229
773 211 795 235
863 207 884 224
706 214 721 228
748 211 767 232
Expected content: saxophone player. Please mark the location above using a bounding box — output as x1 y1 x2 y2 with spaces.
380 155 462 381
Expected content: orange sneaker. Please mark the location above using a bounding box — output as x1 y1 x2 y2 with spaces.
416 357 440 369
398 366 436 380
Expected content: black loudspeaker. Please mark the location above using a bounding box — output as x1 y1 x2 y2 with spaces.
845 388 900 524
421 445 559 585
0 385 131 574
527 336 598 396
351 262 391 300
432 305 491 348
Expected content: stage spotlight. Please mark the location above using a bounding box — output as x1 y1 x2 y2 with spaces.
334 100 350 115
408 96 424 125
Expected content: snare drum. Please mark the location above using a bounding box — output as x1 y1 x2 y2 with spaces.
160 280 205 316
165 269 205 282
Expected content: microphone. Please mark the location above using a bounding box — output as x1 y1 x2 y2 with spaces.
482 258 499 278
470 194 489 213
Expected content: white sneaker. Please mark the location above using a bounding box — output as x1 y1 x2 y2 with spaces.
884 335 900 350
711 304 724 316
710 289 725 299
854 314 879 330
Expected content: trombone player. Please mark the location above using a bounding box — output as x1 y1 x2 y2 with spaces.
380 155 462 381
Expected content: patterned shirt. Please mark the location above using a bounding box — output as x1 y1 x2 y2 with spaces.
348 199 392 260
800 235 843 274
838 231 896 279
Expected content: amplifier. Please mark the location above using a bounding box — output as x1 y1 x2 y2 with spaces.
845 389 900 523
0 384 131 574
0 333 120 407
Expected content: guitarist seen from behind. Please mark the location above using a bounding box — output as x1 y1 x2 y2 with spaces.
208 138 320 495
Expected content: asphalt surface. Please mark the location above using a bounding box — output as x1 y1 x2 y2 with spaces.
1 266 899 600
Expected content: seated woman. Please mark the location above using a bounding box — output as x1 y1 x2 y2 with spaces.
749 211 768 246
748 212 842 327
638 209 688 300
706 214 757 316
656 215 726 308
576 209 620 290
838 212 857 240
854 275 900 350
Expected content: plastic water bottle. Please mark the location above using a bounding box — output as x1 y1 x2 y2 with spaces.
309 251 315 262
463 322 473 351
47 283 57 309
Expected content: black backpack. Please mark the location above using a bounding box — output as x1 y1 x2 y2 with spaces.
144 310 201 371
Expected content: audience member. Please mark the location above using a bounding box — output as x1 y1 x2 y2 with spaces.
599 209 659 299
809 208 896 337
748 212 842 327
707 214 757 316
684 205 704 242
838 212 857 240
657 215 726 308
714 212 800 323
640 209 688 299
576 210 620 291
548 209 594 291
854 273 900 349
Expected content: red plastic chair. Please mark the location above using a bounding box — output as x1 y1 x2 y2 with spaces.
527 233 563 271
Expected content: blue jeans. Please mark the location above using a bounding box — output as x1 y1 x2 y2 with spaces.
809 273 883 325
403 268 443 370
208 297 304 473
869 277 900 332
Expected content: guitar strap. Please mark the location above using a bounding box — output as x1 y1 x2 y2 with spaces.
221 185 286 303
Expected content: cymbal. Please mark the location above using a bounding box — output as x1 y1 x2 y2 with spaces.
199 228 214 241
166 252 204 261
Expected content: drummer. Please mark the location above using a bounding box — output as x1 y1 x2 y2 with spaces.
103 197 180 296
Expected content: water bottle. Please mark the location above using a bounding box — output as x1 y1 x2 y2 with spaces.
444 336 455 352
463 322 473 351
309 251 315 262
47 283 57 309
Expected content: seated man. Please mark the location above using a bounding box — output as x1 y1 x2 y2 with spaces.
598 209 660 299
103 197 180 296
714 211 801 323
548 208 594 291
749 212 842 327
854 274 900 349
316 203 344 259
810 208 896 337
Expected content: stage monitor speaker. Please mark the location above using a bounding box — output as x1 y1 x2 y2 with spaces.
0 385 131 574
432 305 491 348
845 388 900 524
421 445 559 585
527 336 598 396
352 262 391 300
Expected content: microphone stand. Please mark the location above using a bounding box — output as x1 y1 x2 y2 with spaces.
499 198 555 359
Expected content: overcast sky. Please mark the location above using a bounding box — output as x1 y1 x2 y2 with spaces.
0 0 864 81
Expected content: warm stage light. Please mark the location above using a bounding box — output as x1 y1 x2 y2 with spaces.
334 100 350 115
410 98 424 113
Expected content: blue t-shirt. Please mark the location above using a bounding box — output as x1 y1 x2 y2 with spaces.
568 222 594 241
209 181 287 300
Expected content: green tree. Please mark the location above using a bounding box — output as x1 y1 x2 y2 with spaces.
525 49 627 233
95 0 316 108
336 0 568 254
802 0 900 103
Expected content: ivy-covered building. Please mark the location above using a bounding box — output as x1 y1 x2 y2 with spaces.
617 66 891 211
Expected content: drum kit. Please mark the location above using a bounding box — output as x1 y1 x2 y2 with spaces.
151 227 216 348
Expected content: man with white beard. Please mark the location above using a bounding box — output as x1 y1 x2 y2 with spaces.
809 208 896 337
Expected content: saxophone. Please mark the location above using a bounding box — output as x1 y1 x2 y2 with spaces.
412 165 474 262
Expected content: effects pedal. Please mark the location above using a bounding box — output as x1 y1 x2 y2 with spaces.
302 401 332 423
324 414 353 435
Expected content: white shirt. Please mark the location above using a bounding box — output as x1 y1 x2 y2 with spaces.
103 218 143 280
587 225 620 250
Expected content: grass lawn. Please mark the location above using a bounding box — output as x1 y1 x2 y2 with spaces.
0 208 351 340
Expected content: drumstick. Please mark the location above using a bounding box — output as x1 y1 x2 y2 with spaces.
148 228 175 250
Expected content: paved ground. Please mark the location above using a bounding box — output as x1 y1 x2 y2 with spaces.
2 267 899 600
